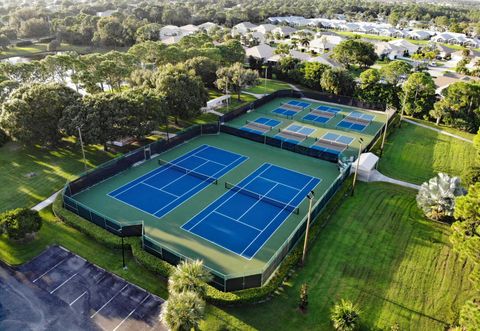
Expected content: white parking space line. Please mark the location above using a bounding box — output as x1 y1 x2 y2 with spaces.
69 291 87 306
112 294 151 331
90 284 129 318
33 257 70 283
50 272 78 294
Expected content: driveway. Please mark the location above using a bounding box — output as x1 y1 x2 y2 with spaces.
0 246 165 331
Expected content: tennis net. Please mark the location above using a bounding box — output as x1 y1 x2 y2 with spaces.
245 120 272 132
278 129 309 141
158 159 218 184
310 109 336 118
345 116 370 125
225 182 300 214
282 103 304 111
314 138 348 151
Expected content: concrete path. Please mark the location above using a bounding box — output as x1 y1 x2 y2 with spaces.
242 91 262 98
365 170 421 190
206 109 223 116
32 191 61 211
403 118 473 143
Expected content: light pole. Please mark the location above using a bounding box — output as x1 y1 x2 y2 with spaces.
301 190 315 266
77 126 87 172
121 228 127 270
264 65 268 96
380 109 394 156
351 137 363 196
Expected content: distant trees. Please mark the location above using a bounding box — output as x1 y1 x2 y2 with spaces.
320 68 355 97
332 40 378 69
18 18 50 38
416 173 465 222
155 64 208 123
301 62 329 90
402 72 436 117
184 56 219 87
216 62 259 100
0 83 81 145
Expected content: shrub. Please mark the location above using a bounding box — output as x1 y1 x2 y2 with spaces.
47 39 61 52
0 208 42 240
39 36 56 43
0 128 9 147
463 166 480 186
15 40 33 47
331 299 361 331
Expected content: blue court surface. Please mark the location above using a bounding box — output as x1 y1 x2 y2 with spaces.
316 105 341 114
182 163 321 259
108 145 247 218
275 124 316 144
322 132 354 145
337 111 375 132
272 107 297 117
241 117 281 135
303 113 330 124
287 100 310 108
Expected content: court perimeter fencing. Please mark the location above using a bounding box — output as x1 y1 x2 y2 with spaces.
142 162 352 292
62 123 220 237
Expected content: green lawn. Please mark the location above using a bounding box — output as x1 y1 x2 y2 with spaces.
405 117 477 141
0 138 114 212
0 43 127 59
378 122 477 185
207 89 258 114
213 183 473 331
244 79 291 94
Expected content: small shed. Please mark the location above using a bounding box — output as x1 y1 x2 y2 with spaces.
350 152 379 180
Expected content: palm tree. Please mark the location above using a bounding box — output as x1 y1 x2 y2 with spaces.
168 260 213 297
416 173 465 222
300 37 310 49
160 291 205 331
331 299 361 331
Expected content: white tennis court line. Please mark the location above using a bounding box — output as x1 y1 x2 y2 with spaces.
33 256 70 283
152 155 245 216
91 284 129 318
70 291 87 306
112 294 151 331
141 182 180 198
109 144 211 198
258 175 301 192
186 164 273 232
50 272 78 294
213 211 262 231
193 154 229 167
241 176 317 257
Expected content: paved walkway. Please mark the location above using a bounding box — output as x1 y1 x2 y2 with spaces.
32 191 61 211
403 118 473 143
364 170 421 190
206 109 223 116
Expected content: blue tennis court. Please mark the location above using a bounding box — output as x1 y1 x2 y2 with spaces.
287 100 310 108
337 111 375 132
241 117 281 135
108 145 247 218
272 107 297 117
275 124 316 144
182 163 321 259
316 105 341 114
322 132 354 145
303 113 330 124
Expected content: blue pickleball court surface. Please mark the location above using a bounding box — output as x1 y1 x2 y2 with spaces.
303 113 330 124
272 107 297 117
316 105 341 114
240 117 281 135
287 100 310 108
182 163 321 259
337 111 375 132
108 145 247 218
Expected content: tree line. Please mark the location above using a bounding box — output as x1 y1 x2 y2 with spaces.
1 0 479 48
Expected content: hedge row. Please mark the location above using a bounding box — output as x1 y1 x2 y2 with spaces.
52 195 122 248
53 175 352 305
15 40 33 47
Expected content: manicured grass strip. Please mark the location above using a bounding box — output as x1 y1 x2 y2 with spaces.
0 138 114 212
405 117 476 141
0 207 168 298
244 79 292 94
217 183 473 331
378 122 477 185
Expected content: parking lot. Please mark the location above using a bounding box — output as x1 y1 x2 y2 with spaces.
0 246 165 331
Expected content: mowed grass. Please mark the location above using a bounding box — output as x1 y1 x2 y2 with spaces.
216 183 473 331
0 138 114 212
0 207 168 298
244 79 291 94
378 122 477 185
208 89 258 114
0 43 127 59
